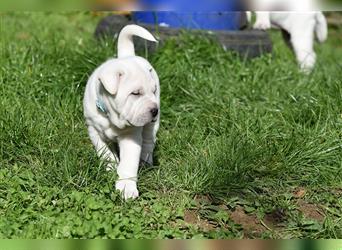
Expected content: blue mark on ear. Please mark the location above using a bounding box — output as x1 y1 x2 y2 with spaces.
96 99 108 114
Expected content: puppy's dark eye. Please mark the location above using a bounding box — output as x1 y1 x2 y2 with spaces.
131 91 140 96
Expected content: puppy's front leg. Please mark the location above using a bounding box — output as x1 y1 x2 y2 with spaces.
140 121 159 165
115 128 142 200
87 126 119 171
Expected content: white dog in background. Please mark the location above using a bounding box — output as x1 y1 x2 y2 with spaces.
83 25 160 200
248 12 328 72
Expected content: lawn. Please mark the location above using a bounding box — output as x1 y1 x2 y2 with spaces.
0 12 341 239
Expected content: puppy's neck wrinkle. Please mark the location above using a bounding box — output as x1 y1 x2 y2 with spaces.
97 81 129 130
106 99 129 130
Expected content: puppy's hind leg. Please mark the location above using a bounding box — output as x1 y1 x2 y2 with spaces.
140 121 159 166
87 126 119 171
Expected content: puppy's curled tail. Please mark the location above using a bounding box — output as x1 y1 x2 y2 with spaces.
315 12 328 43
117 24 157 58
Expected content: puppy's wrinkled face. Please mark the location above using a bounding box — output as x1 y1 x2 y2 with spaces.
112 57 159 127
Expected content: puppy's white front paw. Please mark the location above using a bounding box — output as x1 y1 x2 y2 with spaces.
253 21 271 30
115 179 139 200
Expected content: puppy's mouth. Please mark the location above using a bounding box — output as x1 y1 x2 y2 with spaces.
126 118 151 127
127 117 156 127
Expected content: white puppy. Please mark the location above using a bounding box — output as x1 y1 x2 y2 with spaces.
249 12 327 72
83 25 160 200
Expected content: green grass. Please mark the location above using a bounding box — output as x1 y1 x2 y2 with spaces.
0 12 341 239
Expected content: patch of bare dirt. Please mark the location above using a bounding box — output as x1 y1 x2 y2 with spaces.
184 209 216 231
194 194 212 206
297 200 325 222
263 208 287 229
332 188 342 196
293 187 307 198
230 206 265 234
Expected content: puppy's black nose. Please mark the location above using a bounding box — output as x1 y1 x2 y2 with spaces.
150 108 158 117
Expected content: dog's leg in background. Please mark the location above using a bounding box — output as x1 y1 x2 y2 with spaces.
253 11 271 30
87 126 119 171
140 121 159 165
290 25 316 73
115 128 143 199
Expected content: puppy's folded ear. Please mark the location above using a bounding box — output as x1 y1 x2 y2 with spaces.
99 66 124 95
